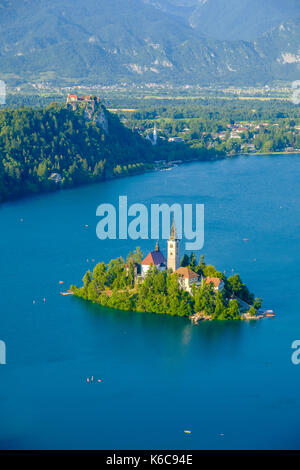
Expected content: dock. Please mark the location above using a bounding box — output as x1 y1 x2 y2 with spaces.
60 291 73 296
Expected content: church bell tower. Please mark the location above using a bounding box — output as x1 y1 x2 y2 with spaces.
167 217 180 272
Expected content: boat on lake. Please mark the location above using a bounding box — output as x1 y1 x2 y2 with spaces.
264 310 275 317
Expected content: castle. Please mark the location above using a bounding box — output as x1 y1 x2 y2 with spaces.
66 94 101 105
140 218 202 293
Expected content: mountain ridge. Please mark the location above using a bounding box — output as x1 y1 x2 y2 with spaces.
0 0 299 85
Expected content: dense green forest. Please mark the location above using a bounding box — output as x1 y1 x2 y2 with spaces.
71 251 261 320
0 101 221 202
1 95 299 203
120 98 300 122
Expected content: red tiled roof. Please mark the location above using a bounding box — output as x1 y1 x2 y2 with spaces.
141 250 166 266
176 267 199 279
205 277 222 287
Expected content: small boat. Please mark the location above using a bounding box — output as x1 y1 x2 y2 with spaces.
264 310 275 317
59 280 64 284
184 430 191 434
60 291 73 296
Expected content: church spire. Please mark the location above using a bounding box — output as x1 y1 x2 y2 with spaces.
170 216 177 240
167 216 180 272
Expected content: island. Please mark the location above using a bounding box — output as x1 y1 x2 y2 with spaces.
71 220 263 321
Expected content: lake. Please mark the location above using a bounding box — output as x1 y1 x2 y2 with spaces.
1 154 300 450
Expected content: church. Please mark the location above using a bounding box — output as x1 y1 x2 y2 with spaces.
140 219 201 292
141 218 179 277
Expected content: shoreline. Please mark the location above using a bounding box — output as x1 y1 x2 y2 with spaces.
227 151 300 157
71 294 266 323
0 154 222 206
2 151 299 206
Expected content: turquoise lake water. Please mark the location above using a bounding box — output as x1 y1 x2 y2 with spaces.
1 155 300 450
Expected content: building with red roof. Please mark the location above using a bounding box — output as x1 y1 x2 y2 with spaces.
176 267 201 293
205 277 224 291
141 242 167 277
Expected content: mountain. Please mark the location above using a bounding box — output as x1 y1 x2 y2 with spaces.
255 20 300 81
0 0 299 86
150 0 300 41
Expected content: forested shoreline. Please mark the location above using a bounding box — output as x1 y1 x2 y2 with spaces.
71 251 262 321
0 102 222 203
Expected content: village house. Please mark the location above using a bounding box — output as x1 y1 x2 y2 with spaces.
175 267 202 293
205 277 224 291
230 132 241 139
168 137 184 143
49 172 62 184
236 127 248 134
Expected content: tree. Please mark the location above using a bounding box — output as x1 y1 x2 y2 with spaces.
87 281 98 302
82 270 92 295
189 253 197 269
214 291 226 318
180 254 189 267
227 299 240 320
107 257 125 285
227 274 254 304
253 298 263 310
93 262 107 292
248 306 256 317
37 161 47 178
127 247 143 264
199 255 205 270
